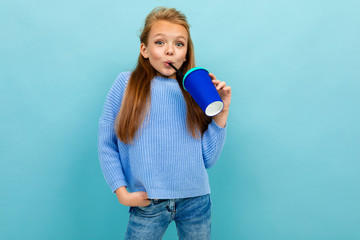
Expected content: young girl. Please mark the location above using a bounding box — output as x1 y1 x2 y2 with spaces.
98 7 231 240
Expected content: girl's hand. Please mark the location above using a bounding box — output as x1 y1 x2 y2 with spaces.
115 186 151 207
209 73 231 110
208 73 231 128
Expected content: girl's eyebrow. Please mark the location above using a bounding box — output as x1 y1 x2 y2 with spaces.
153 33 187 41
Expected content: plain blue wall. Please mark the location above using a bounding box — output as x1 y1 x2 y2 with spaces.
1 0 359 239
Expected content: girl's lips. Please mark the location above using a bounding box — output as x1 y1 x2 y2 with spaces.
164 62 174 67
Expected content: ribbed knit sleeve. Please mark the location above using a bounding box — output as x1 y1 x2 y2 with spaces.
98 72 129 193
201 119 227 169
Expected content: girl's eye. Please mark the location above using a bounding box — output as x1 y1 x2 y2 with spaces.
176 42 184 47
155 41 164 45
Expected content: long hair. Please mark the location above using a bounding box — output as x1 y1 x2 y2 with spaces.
115 7 211 144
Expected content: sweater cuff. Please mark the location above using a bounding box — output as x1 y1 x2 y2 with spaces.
210 118 227 130
110 179 128 193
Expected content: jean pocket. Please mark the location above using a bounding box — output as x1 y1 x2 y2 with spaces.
134 200 166 217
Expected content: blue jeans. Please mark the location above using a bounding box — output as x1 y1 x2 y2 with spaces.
125 194 211 240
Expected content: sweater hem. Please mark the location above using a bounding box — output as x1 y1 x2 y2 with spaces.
139 186 211 199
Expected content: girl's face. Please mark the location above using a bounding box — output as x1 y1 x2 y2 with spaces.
140 20 188 79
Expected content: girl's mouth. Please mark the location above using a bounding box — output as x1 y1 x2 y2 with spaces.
164 61 174 67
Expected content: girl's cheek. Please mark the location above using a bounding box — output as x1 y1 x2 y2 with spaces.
153 51 163 60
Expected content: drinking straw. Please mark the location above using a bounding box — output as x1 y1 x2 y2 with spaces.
168 63 184 79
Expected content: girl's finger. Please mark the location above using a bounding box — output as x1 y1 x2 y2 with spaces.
224 86 231 91
209 73 217 80
212 79 220 84
216 81 226 90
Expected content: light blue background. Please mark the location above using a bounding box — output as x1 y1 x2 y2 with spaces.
1 0 359 239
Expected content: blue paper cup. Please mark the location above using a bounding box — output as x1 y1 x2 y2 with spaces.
183 67 224 116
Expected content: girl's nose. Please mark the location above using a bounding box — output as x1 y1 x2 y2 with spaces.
166 45 174 55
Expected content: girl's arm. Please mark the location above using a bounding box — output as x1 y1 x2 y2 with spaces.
98 73 129 193
200 73 231 168
98 72 151 207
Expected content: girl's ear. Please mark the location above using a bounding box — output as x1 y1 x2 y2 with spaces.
140 43 149 58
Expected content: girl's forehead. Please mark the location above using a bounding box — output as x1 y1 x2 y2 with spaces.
149 20 188 39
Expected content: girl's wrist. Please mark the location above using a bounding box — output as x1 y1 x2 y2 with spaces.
115 186 130 205
211 105 229 127
221 107 229 113
215 107 229 118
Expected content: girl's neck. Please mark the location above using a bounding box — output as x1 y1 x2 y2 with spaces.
156 72 176 80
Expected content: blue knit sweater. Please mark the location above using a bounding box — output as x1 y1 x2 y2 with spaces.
98 72 226 199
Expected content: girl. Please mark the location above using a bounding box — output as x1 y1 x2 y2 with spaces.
98 7 231 240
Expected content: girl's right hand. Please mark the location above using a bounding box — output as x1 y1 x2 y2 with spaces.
115 186 151 207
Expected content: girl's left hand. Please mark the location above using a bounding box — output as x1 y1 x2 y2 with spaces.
209 73 231 110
